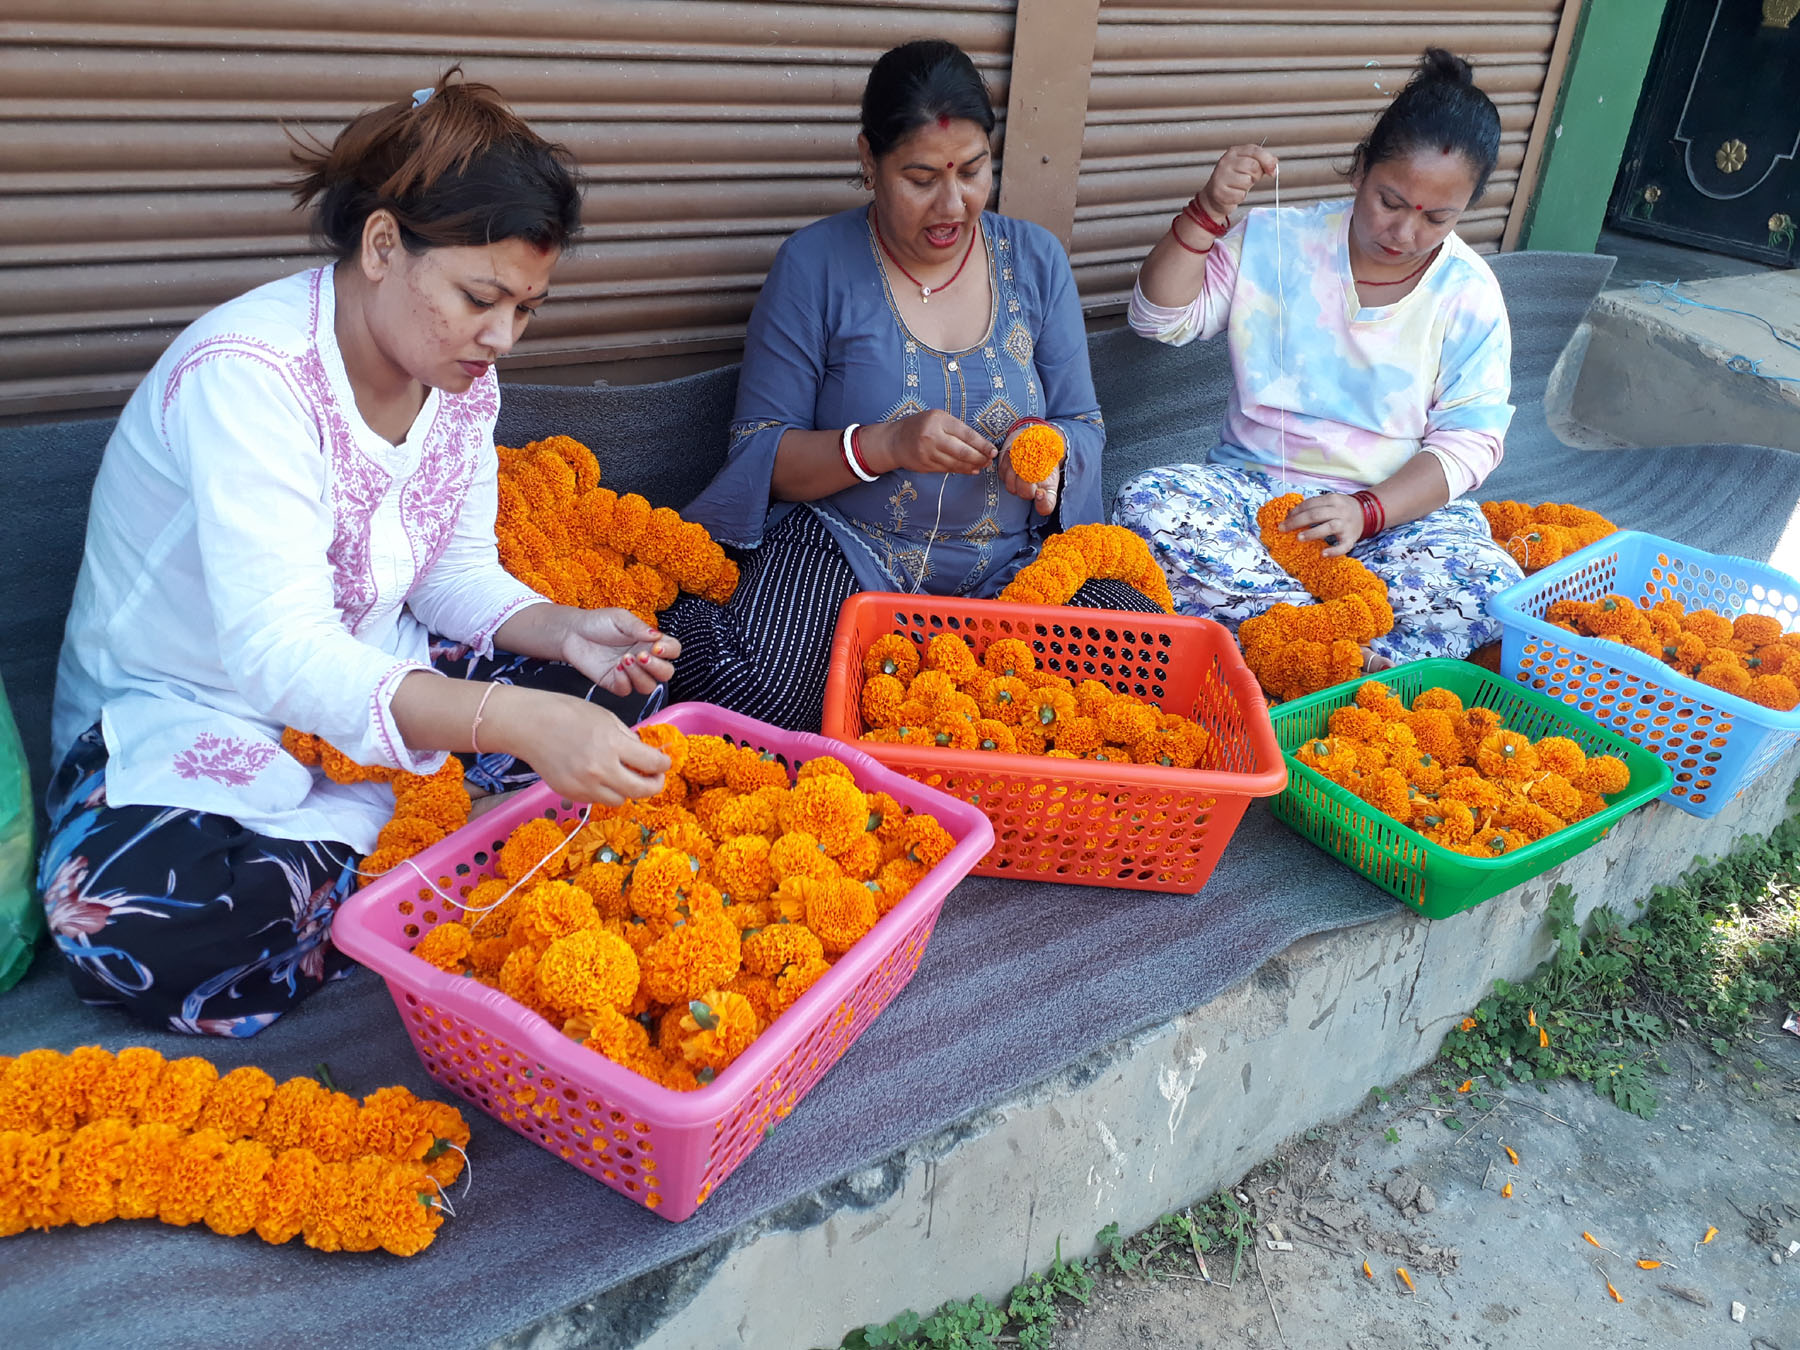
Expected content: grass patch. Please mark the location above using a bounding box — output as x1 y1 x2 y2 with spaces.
1439 791 1800 1118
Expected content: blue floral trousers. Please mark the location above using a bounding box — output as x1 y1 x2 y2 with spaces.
1111 462 1524 664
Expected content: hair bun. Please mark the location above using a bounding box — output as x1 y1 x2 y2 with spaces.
1417 47 1474 87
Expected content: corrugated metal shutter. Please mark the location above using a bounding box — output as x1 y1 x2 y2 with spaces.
1071 0 1564 308
0 0 1016 418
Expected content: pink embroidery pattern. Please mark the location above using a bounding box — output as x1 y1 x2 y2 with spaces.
172 733 281 787
402 369 493 582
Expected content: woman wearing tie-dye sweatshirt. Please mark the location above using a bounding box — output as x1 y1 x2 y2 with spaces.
1113 49 1524 668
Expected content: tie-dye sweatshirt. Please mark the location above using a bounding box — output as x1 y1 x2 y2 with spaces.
1127 198 1512 498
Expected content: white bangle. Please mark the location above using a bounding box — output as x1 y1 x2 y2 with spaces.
841 423 878 483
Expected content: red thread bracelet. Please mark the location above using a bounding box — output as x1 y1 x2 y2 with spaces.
1169 214 1212 256
1183 196 1232 237
1352 490 1386 539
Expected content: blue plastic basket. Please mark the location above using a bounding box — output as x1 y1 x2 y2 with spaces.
1489 530 1800 817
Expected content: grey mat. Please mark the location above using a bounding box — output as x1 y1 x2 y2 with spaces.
0 807 1392 1350
3 249 1796 1348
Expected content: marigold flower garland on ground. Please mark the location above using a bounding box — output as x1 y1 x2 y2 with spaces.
1541 594 1799 710
495 435 738 624
281 729 473 885
0 1050 469 1255
854 629 1213 767
411 726 956 1095
1479 500 1617 573
1236 494 1395 702
1294 680 1631 856
999 523 1175 612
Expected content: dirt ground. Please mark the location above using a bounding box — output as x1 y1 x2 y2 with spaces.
1059 1014 1800 1350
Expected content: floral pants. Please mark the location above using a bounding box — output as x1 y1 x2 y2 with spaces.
37 648 656 1038
1111 462 1524 664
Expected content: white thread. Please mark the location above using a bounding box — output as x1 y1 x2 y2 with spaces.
428 1176 458 1219
1272 160 1289 487
321 800 593 928
912 472 951 594
441 1140 474 1197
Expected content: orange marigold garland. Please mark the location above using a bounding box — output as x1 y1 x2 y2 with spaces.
0 1052 469 1254
1479 501 1617 573
281 729 473 886
852 629 1213 767
410 727 955 1095
1297 680 1631 855
1236 494 1395 702
496 435 738 623
1542 594 1799 711
1000 524 1175 613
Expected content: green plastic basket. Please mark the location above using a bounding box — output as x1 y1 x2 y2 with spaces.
1268 659 1673 919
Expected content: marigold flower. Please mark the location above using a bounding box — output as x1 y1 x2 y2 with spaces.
982 638 1038 679
725 747 790 794
281 727 322 767
921 632 976 676
639 910 741 1004
774 956 833 1013
865 634 922 682
899 816 955 869
536 927 641 1017
741 921 826 978
499 817 569 883
1296 736 1359 786
1007 422 1066 484
677 991 762 1076
627 846 701 924
1575 755 1631 796
1746 673 1800 710
1475 730 1538 780
88 1046 167 1127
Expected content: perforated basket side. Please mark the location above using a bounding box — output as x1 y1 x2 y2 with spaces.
1491 531 1800 816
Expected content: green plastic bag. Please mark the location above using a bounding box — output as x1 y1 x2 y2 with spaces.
0 671 40 991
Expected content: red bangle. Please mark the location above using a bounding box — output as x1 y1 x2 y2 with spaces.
848 425 875 478
1183 196 1232 237
1352 490 1385 539
1169 214 1212 256
1002 415 1053 440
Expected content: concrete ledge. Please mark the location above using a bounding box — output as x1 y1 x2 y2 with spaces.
1569 274 1800 452
497 748 1800 1350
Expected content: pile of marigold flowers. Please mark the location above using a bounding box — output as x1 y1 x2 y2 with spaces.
1481 501 1617 572
1294 680 1632 855
1238 494 1395 701
999 523 1175 612
854 630 1212 767
281 729 472 885
496 435 738 625
1544 595 1799 711
0 1047 468 1256
407 725 955 1093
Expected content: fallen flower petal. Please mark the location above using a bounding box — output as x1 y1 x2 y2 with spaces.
1362 1260 1373 1279
1539 1027 1550 1048
1636 1259 1661 1270
1607 1281 1623 1304
1396 1267 1415 1293
1583 1232 1603 1248
1527 1007 1537 1028
1504 1145 1520 1166
1702 1226 1718 1244
1502 1182 1513 1198
1457 1080 1472 1093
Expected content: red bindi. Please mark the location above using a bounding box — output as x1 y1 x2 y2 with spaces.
937 114 950 129
946 162 954 169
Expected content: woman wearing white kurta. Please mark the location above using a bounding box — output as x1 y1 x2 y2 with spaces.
39 75 680 1036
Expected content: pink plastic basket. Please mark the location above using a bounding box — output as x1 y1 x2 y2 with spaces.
330 703 994 1222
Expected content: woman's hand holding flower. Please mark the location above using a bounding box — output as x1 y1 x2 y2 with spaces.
1278 493 1364 557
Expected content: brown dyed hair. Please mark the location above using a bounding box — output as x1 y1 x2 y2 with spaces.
291 66 581 259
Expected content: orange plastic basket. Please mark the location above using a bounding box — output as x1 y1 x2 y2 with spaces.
821 594 1288 893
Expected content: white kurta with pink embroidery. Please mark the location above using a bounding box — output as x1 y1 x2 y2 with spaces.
53 266 546 852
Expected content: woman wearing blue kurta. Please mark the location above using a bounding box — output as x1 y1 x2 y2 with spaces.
669 40 1159 731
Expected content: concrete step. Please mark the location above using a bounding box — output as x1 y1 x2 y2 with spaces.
1568 272 1800 454
526 747 1800 1350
